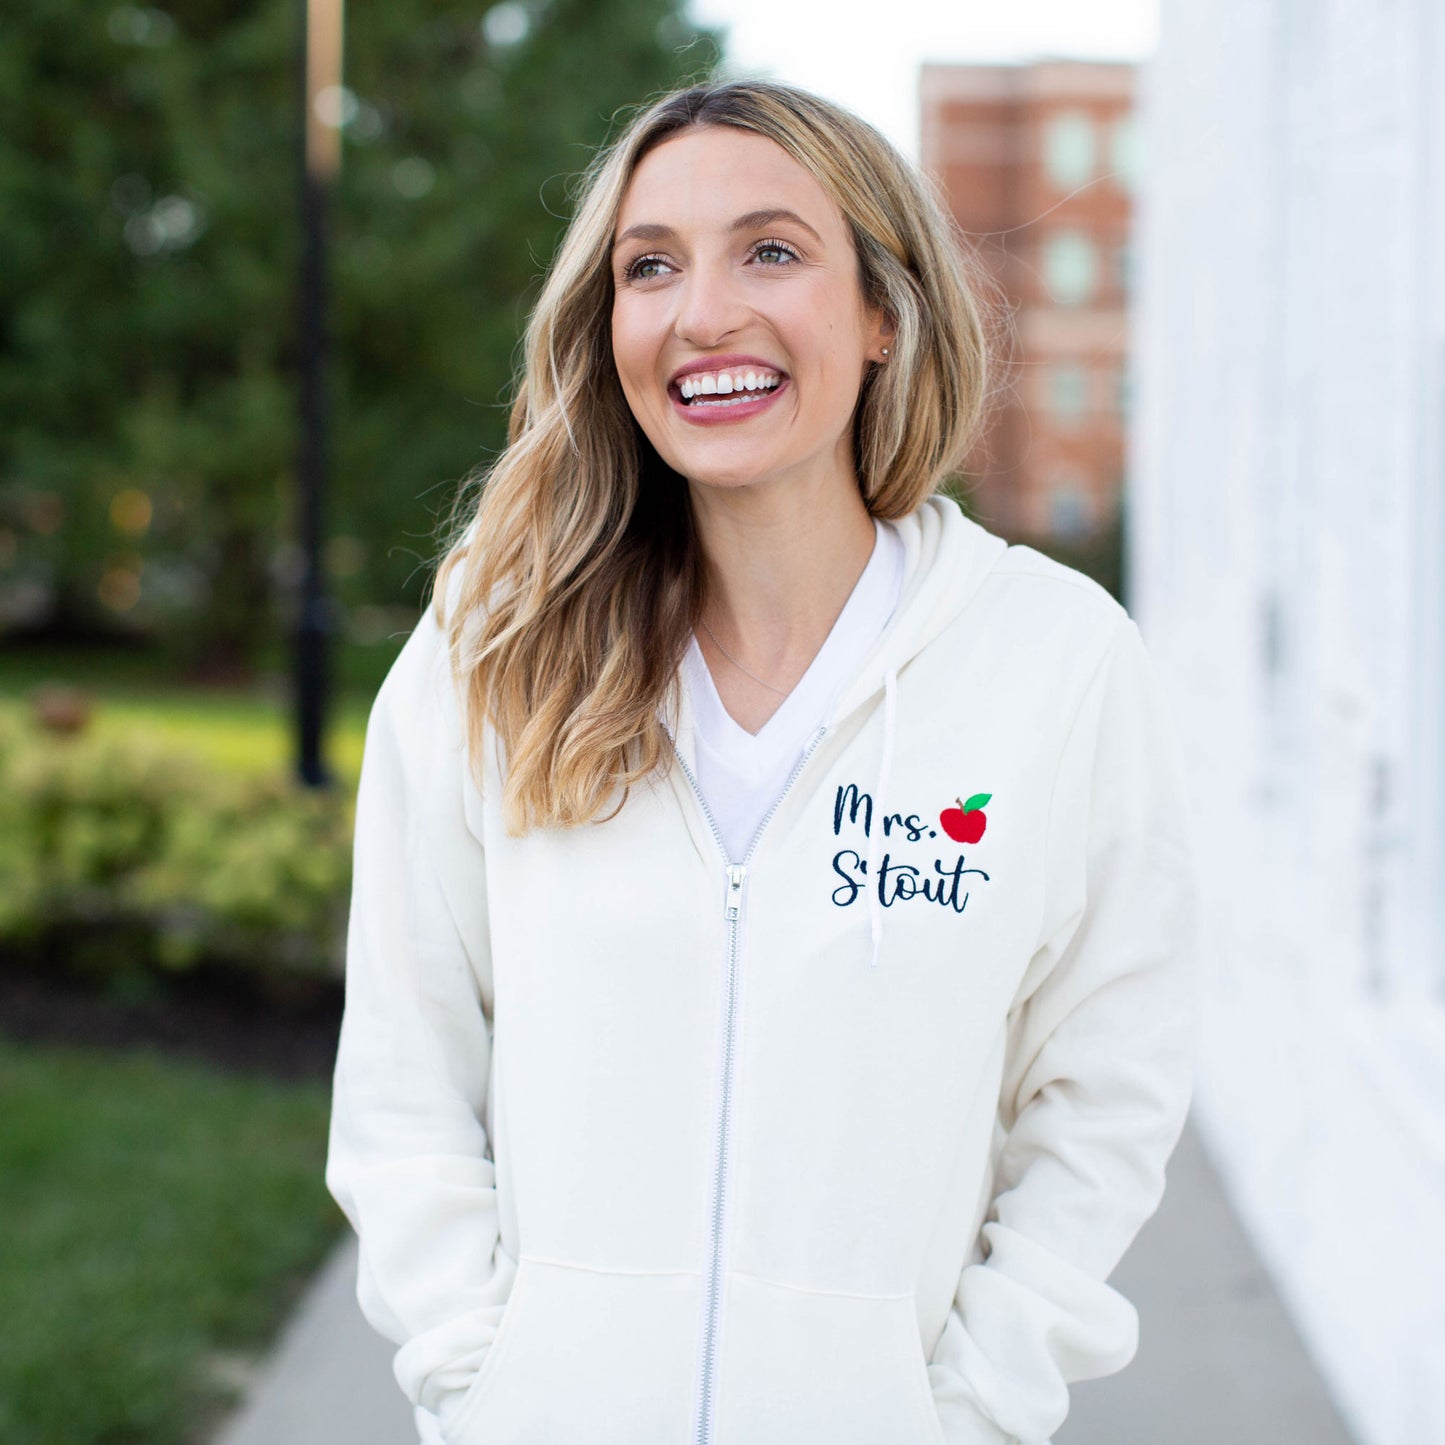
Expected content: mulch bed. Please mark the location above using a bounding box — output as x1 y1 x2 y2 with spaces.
0 958 344 1083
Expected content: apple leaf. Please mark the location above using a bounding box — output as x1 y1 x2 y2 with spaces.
963 792 991 813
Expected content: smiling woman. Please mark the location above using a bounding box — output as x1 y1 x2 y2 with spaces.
326 78 1203 1445
422 82 997 822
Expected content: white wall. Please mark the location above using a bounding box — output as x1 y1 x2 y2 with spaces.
1128 2 1445 1441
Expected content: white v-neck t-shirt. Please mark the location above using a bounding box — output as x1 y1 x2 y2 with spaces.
682 518 905 862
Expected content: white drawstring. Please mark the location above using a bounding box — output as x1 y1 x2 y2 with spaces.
866 669 898 968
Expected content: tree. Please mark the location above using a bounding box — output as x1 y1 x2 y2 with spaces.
0 0 721 673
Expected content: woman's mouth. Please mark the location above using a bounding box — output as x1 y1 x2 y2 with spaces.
669 368 789 425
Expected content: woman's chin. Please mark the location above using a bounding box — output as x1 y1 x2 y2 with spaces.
655 433 779 488
680 463 783 497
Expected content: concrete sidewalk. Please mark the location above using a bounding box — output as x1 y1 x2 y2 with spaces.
212 1114 1359 1445
1057 1117 1358 1445
212 1230 413 1445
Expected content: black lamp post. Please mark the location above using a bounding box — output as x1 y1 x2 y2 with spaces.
294 0 343 788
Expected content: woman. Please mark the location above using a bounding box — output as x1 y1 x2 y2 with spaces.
326 78 1201 1445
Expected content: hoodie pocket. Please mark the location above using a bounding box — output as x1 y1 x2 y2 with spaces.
715 1273 946 1445
441 1256 700 1445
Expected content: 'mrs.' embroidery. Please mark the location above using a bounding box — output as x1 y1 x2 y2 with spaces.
830 783 993 914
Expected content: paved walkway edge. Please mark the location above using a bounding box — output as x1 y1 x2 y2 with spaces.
211 1233 415 1445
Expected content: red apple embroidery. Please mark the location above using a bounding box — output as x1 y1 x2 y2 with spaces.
939 793 991 844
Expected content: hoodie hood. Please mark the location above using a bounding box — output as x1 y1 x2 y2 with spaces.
825 494 1009 729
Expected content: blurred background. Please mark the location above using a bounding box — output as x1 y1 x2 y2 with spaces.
2 1 1441 1443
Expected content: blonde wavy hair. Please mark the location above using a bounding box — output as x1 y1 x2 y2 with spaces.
432 77 1002 834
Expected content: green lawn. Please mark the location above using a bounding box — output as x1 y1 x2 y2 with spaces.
0 645 385 783
0 1037 344 1445
85 691 370 783
0 642 381 1442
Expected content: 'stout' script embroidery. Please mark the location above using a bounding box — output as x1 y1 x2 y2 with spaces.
830 783 992 914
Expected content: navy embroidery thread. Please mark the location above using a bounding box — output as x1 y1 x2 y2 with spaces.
830 784 992 915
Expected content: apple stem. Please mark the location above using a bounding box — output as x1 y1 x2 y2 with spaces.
955 797 964 811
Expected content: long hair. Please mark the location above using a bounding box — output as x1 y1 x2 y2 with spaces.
432 78 1003 834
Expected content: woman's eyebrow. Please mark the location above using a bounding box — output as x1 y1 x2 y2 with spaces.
730 208 825 242
612 208 824 251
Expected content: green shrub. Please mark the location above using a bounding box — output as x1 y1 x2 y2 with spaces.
0 715 353 990
135 775 354 979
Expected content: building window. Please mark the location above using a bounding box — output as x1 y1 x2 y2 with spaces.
1043 110 1096 190
1042 231 1098 305
1048 474 1093 538
1117 238 1134 296
1111 115 1140 192
1050 363 1089 425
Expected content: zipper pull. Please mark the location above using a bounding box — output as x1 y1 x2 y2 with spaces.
725 864 747 920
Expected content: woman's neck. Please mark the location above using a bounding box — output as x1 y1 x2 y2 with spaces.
688 471 877 731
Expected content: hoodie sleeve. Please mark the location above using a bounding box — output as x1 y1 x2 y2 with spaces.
325 605 516 1437
927 613 1204 1445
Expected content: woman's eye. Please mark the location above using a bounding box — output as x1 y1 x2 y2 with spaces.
623 254 670 282
752 239 800 265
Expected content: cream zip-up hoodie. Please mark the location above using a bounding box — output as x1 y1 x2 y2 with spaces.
326 494 1202 1445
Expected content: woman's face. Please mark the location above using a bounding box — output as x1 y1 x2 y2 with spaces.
609 125 890 500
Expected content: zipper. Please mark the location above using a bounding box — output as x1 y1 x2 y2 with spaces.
670 724 829 1445
725 864 745 920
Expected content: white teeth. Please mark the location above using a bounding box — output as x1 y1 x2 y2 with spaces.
676 368 783 403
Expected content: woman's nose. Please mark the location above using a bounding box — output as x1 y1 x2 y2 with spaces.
673 263 745 348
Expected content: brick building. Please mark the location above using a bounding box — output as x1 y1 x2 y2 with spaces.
919 61 1137 544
